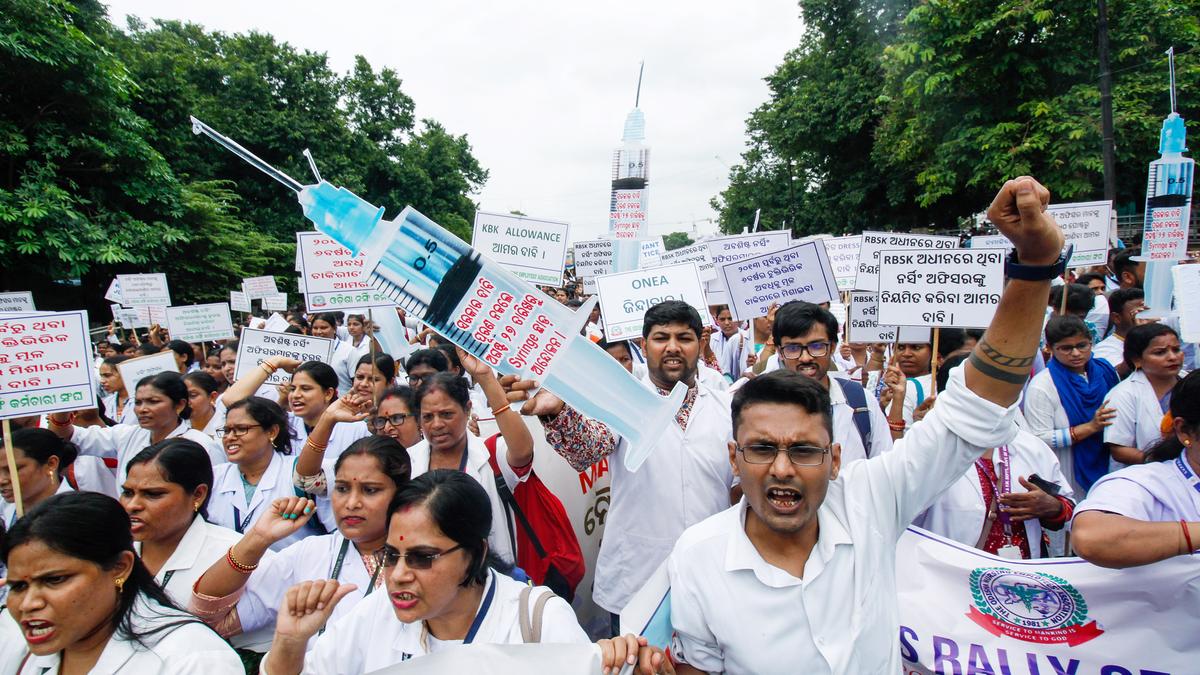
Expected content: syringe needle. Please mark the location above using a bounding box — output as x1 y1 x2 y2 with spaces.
189 116 304 193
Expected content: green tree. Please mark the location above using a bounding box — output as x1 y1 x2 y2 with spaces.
662 231 695 250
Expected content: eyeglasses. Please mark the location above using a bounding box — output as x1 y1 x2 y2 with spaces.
779 341 830 359
216 424 262 438
737 443 829 466
370 413 412 430
407 374 431 386
1052 341 1092 355
373 544 463 570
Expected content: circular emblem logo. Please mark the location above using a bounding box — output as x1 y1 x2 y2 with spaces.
972 568 1086 630
311 295 327 308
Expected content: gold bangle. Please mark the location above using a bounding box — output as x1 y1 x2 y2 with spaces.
304 438 328 453
260 362 278 375
226 546 258 574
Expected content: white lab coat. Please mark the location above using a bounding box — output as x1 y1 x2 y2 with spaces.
268 570 589 674
328 339 361 395
913 430 1074 558
209 451 314 552
287 415 370 530
72 420 225 483
2 480 72 530
1104 370 1170 468
1092 334 1124 368
16 597 241 674
407 434 526 565
101 392 137 425
1023 369 1087 497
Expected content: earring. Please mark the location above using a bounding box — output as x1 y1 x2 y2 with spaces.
193 502 201 513
115 577 125 594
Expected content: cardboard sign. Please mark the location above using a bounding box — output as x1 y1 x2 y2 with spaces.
104 278 123 304
878 249 1006 328
165 303 234 343
471 211 570 286
706 232 793 272
0 311 98 420
263 292 288 311
717 241 838 321
116 273 170 306
0 292 35 313
847 292 897 343
241 275 278 300
595 263 708 341
229 290 251 314
296 232 394 312
821 235 862 291
234 328 335 387
572 239 615 278
1045 200 1113 267
1174 264 1200 343
659 242 717 282
854 232 959 291
638 237 665 269
117 350 177 399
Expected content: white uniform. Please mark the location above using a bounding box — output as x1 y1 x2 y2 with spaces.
1086 293 1110 338
72 420 225 483
267 570 589 674
667 365 1019 674
328 339 362 395
209 451 315 552
901 373 934 426
1023 369 1086 496
102 392 137 425
1093 333 1124 368
1076 457 1200 522
407 434 526 565
1104 370 1171 469
913 429 1073 558
0 609 23 675
16 597 241 674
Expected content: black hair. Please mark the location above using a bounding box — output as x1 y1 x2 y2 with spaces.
136 371 192 421
225 397 293 455
433 343 462 374
166 340 195 368
935 328 966 358
378 385 417 414
965 329 984 342
1045 316 1091 347
1124 323 1179 367
219 341 238 356
1112 247 1142 283
293 361 339 393
116 342 135 353
415 372 471 413
772 301 838 345
183 371 220 396
102 355 131 370
936 353 970 394
283 325 303 335
1075 272 1105 287
312 313 340 331
405 348 450 373
136 343 161 356
1 492 204 647
126 438 215 519
1147 371 1200 462
356 352 397 382
206 347 224 360
387 470 503 587
598 338 632 359
1048 283 1094 316
334 436 412 489
347 314 366 325
730 369 833 441
566 299 583 310
10 428 78 478
1108 287 1145 316
642 300 703 340
289 316 310 331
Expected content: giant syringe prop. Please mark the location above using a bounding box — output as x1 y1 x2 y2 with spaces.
191 117 686 471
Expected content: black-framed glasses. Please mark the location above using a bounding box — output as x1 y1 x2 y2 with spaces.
1052 341 1092 355
407 373 431 386
373 544 464 570
779 341 830 359
737 443 829 467
215 424 262 438
370 413 412 430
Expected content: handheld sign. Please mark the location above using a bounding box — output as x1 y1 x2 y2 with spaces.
847 292 897 343
1173 264 1200 343
821 235 862 291
234 328 335 387
165 303 235 343
116 273 170 306
263 292 288 311
0 292 35 313
117 350 177 399
717 241 838 321
471 211 570 287
229 290 251 314
659 242 717 281
877 249 1005 328
241 275 278 300
0 311 97 420
638 237 665 269
296 232 394 312
572 239 615 279
968 234 1013 251
104 278 123 304
854 232 959 291
705 231 792 306
1046 200 1113 267
595 263 708 341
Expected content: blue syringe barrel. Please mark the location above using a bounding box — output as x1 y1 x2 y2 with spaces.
1137 113 1194 319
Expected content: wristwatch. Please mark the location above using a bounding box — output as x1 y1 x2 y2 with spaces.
1004 244 1073 281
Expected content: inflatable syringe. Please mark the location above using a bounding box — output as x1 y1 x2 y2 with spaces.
191 117 686 471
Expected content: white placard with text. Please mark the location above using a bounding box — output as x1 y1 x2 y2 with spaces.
717 241 838 321
472 211 570 286
854 232 959 291
877 249 1006 328
166 303 235 343
595 263 708 341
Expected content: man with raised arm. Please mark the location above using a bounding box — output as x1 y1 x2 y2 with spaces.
664 176 1067 674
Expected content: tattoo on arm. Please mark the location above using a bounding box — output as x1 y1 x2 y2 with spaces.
980 340 1035 368
969 352 1031 385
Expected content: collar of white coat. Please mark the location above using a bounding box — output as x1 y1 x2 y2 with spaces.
132 515 208 576
411 433 490 476
395 568 500 655
722 497 851 588
635 367 713 400
25 596 193 674
215 450 286 510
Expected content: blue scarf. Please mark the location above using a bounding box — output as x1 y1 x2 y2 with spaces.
1047 356 1118 491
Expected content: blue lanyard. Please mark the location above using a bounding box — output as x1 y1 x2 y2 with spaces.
232 505 255 534
458 446 469 473
1175 456 1200 495
463 571 496 644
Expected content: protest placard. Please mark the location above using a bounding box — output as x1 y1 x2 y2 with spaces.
968 234 1013 251
104 278 123 304
638 237 665 268
262 313 291 333
0 311 97 420
229 290 251 314
263 292 288 311
296 232 394 312
854 232 959 291
234 328 335 386
0 292 35 313
241 275 278 300
1174 264 1200 343
877 248 1006 328
821 235 862 291
847 292 897 343
706 231 792 271
117 350 177 399
116 273 170 306
610 188 647 240
1046 200 1112 266
148 305 167 327
718 241 838 321
659 242 717 281
595 263 708 341
471 211 570 286
165 303 234 343
572 239 615 279
110 304 138 328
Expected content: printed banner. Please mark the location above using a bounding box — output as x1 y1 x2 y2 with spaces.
877 249 1006 328
234 328 335 387
854 232 959 291
0 292 35 313
165 303 235 343
296 232 394 312
471 211 570 287
717 241 838 321
595 263 708 341
0 311 97 420
116 273 170 306
638 237 665 269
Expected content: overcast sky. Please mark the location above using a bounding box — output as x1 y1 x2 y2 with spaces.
103 0 804 242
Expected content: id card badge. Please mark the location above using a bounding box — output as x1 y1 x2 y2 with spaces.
997 544 1023 560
